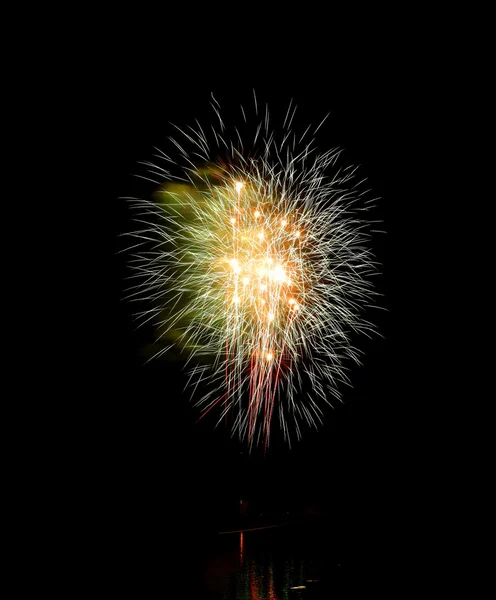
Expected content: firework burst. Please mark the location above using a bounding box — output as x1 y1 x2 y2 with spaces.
124 93 380 448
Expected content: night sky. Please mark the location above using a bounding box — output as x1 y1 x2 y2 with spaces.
89 62 444 591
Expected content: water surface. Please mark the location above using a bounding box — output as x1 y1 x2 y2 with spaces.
203 521 348 598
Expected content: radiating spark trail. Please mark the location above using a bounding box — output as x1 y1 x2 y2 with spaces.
124 95 380 448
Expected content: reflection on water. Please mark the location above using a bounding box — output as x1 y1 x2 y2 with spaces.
205 523 346 599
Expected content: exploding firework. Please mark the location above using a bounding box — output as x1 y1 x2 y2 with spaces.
124 93 380 447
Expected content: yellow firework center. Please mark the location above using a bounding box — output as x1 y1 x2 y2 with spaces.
221 181 304 365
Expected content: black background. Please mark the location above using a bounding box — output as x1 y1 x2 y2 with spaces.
65 44 454 593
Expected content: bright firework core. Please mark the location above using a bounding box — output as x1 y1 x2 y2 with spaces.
126 96 379 448
221 180 305 439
